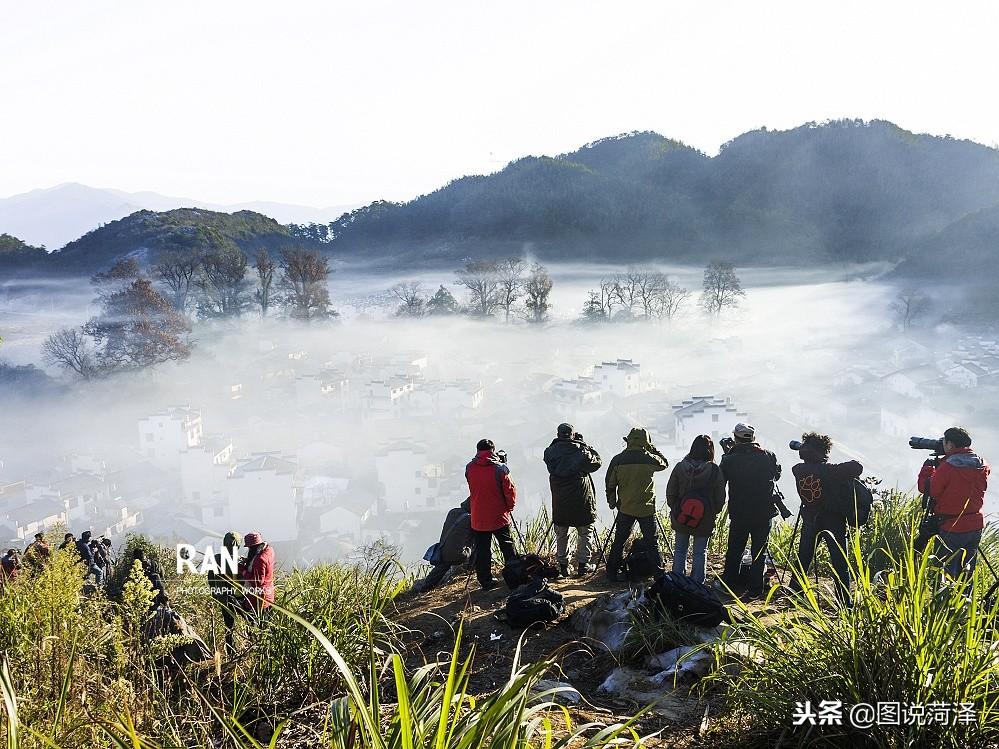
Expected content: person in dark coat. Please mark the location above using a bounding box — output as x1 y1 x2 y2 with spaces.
665 435 726 584
417 499 474 592
718 423 781 598
76 531 104 585
543 423 602 577
208 531 244 652
465 438 518 590
791 432 863 604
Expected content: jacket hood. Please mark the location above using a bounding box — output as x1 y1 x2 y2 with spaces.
624 428 652 450
946 448 985 470
680 456 716 480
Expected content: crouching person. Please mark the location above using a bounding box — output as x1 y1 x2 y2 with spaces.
666 435 726 584
544 423 602 578
417 499 474 592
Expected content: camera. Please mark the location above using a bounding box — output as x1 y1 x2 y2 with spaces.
496 449 508 464
719 436 735 453
789 440 803 451
909 436 944 454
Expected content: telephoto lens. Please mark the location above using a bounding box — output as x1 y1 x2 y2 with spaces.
789 440 803 451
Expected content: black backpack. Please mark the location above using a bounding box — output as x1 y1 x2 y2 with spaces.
622 536 658 581
502 553 559 589
829 478 874 527
500 578 565 629
647 571 728 627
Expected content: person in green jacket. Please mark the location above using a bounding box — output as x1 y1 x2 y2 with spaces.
604 427 669 582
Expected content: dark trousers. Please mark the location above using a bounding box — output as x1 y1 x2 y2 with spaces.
794 512 850 604
423 562 455 590
724 516 772 595
474 525 516 586
607 513 662 578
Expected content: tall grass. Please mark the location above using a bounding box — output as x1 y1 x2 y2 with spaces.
704 520 999 748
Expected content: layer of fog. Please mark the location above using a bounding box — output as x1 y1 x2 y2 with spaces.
1 262 994 566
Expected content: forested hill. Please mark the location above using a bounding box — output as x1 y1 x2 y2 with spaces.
43 208 327 273
7 120 999 275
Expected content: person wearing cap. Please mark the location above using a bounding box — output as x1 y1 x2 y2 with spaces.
465 438 518 590
416 499 475 592
240 531 276 616
24 532 51 570
605 427 669 583
544 423 602 577
718 423 781 598
915 426 989 580
790 432 863 603
76 530 104 585
209 531 244 650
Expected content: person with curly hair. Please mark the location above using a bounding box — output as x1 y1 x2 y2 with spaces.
790 432 863 605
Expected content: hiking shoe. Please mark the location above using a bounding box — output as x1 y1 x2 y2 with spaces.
558 563 570 579
577 563 596 577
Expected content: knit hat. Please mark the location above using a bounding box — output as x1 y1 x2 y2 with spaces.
223 531 243 548
733 423 755 440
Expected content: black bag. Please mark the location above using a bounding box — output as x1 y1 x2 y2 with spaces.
501 578 565 628
622 536 658 581
502 553 559 589
830 478 874 527
648 571 728 627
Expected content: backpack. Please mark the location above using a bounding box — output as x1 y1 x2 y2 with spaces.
677 496 706 531
500 578 565 628
830 478 874 527
622 536 659 581
502 553 559 589
648 571 728 627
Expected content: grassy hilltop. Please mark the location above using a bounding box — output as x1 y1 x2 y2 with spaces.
2 491 998 748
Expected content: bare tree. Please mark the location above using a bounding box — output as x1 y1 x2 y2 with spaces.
42 328 96 379
653 278 692 320
495 257 526 323
456 259 501 318
390 281 426 317
610 271 643 316
891 288 930 330
254 249 277 317
154 250 201 312
700 261 745 315
522 263 553 323
196 243 251 318
279 248 334 320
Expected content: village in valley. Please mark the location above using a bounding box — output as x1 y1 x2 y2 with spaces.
3 321 997 564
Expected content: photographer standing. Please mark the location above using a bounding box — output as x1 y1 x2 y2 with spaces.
543 423 602 578
465 438 518 590
605 427 669 583
719 423 781 598
790 432 862 604
917 427 988 578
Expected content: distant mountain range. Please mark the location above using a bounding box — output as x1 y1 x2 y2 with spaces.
0 183 359 251
3 120 999 279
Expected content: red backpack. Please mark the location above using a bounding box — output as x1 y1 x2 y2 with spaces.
676 466 717 531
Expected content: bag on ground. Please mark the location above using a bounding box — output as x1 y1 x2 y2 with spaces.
648 571 728 627
502 578 565 628
623 536 658 581
502 553 559 589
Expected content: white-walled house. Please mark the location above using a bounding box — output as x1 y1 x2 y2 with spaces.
374 445 445 513
225 453 301 543
179 435 235 505
883 366 941 401
551 378 603 409
672 396 745 446
361 378 415 419
591 359 641 397
138 407 204 471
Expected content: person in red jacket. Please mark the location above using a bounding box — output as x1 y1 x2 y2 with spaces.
240 531 276 616
917 427 989 579
465 438 517 590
